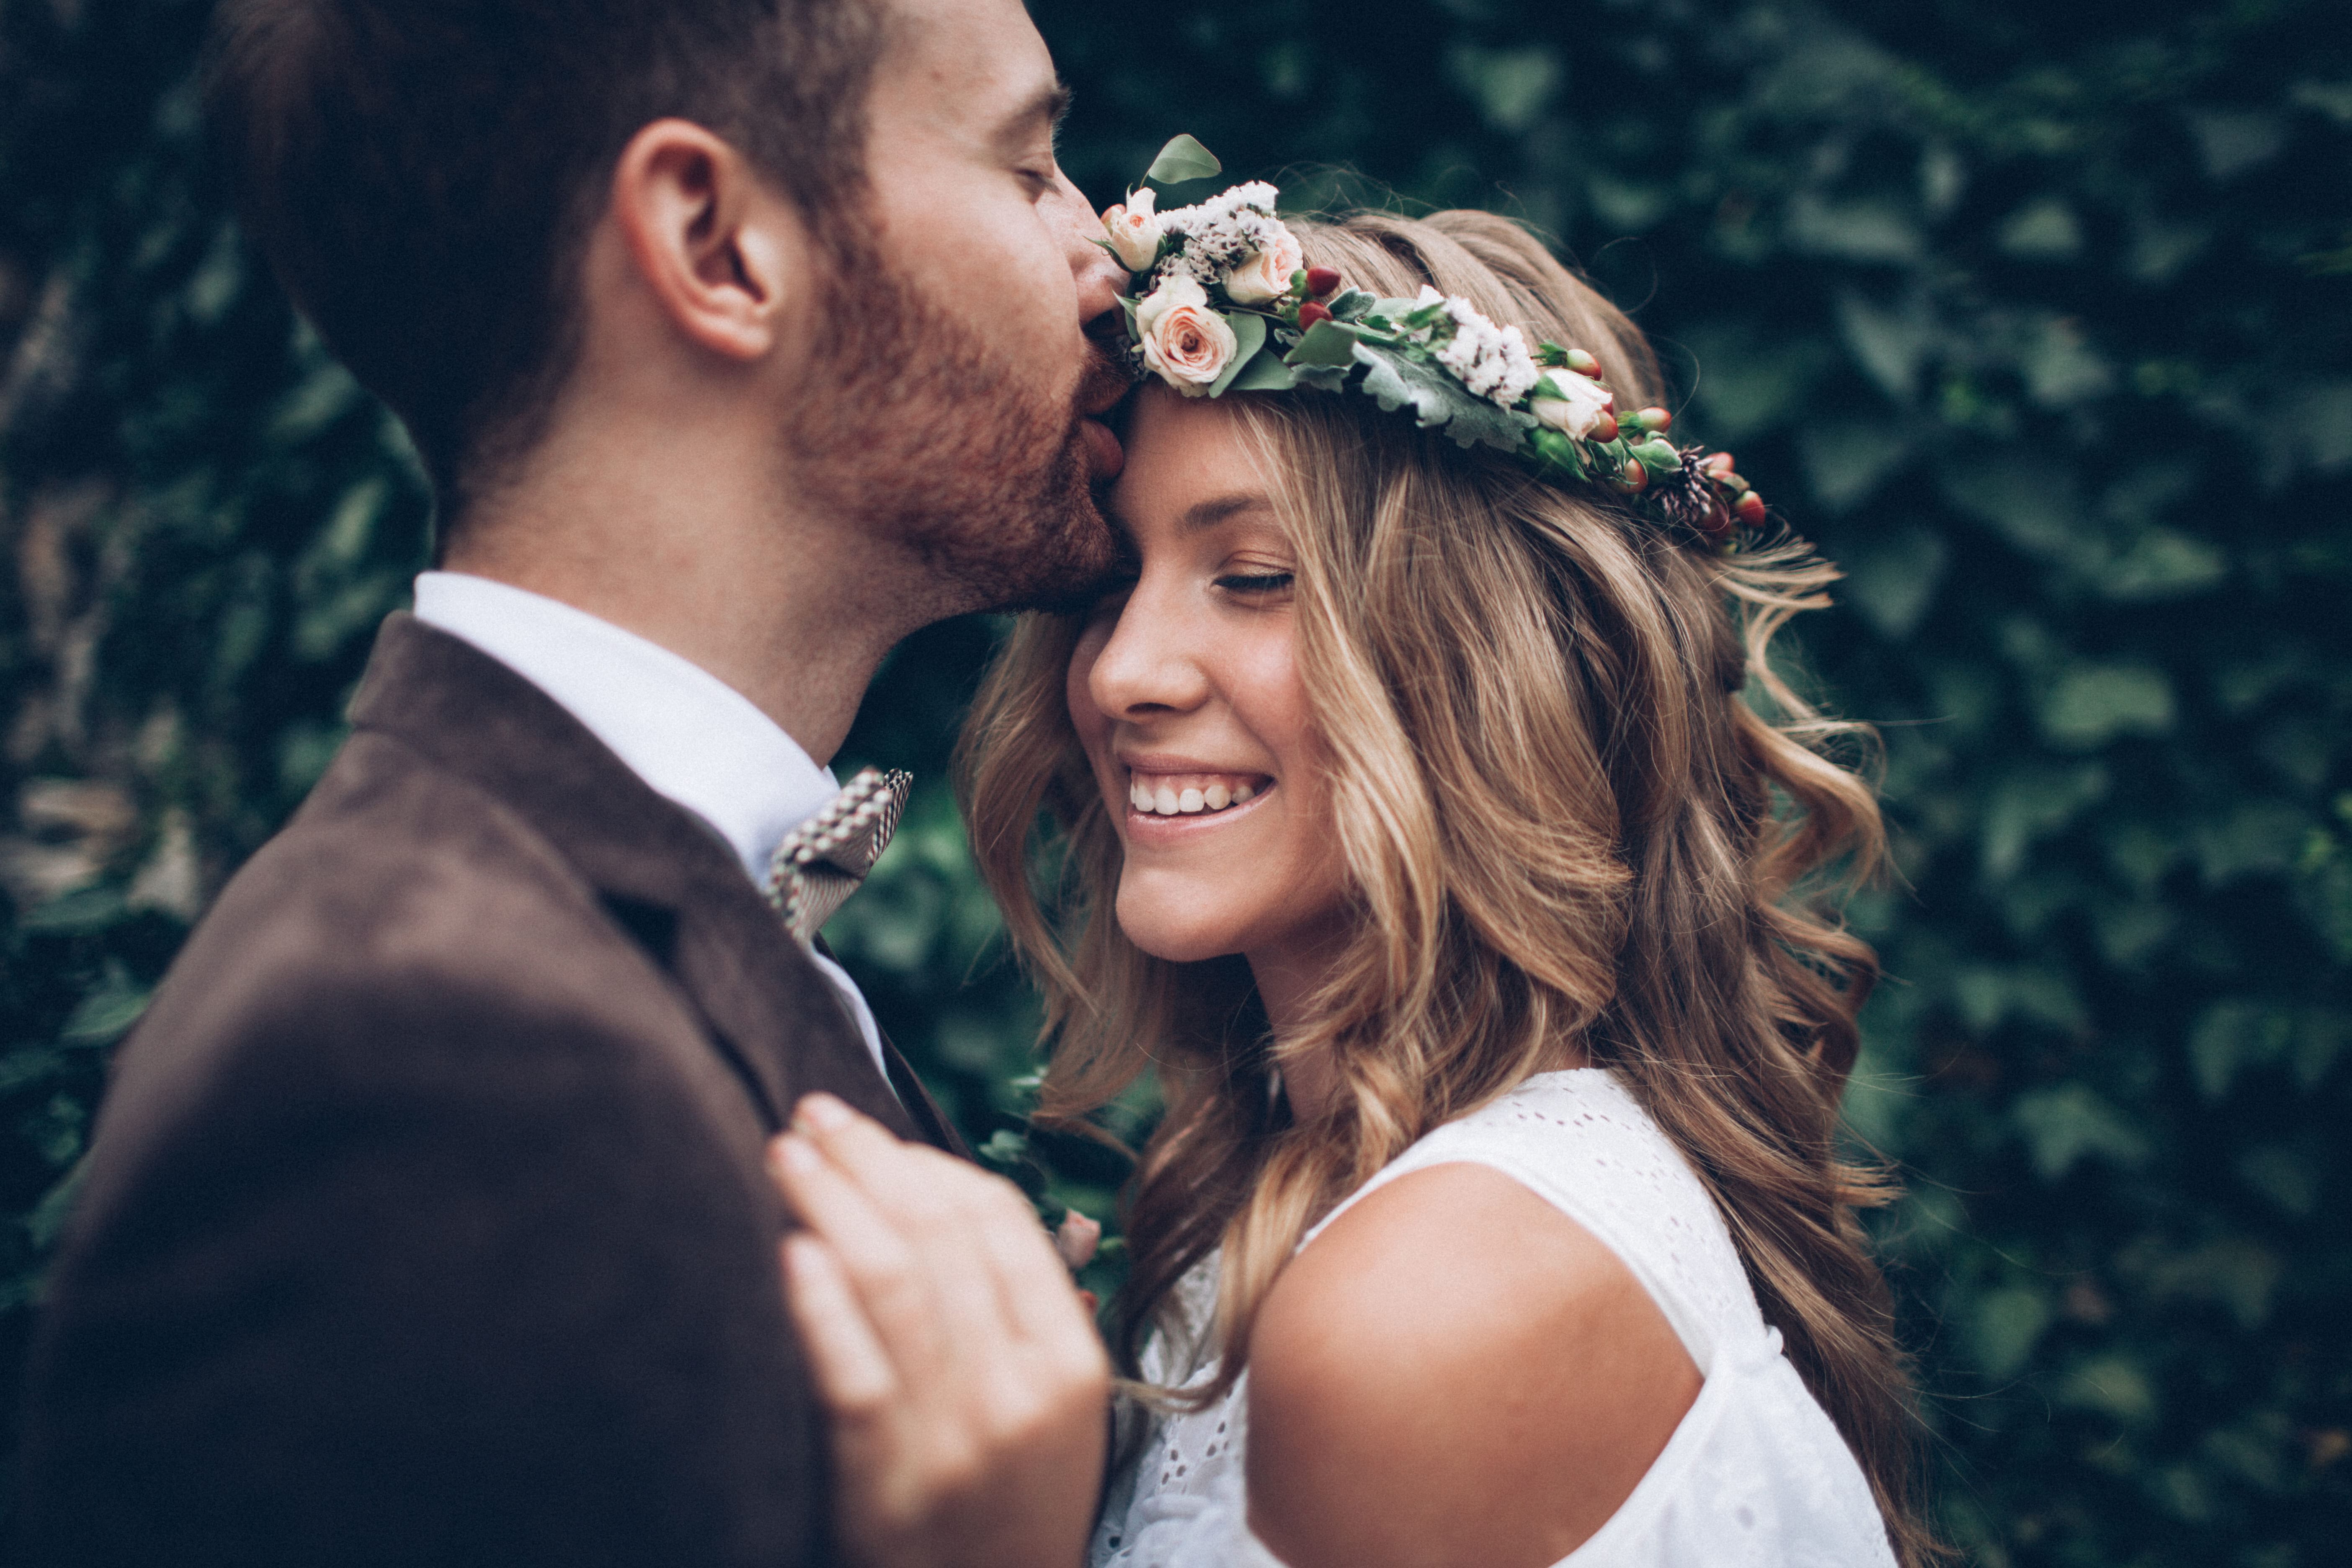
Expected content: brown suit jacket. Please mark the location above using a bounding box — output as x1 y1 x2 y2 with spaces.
14 613 964 1567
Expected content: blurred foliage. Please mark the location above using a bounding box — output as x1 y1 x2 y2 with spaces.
3 0 2347 1558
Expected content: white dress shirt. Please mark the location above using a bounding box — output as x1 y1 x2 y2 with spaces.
411 571 891 1086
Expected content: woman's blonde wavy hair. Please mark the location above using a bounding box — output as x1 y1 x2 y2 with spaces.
957 209 1938 1565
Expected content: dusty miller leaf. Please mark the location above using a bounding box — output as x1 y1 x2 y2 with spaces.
1354 344 1537 453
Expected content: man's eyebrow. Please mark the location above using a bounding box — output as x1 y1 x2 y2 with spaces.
995 79 1073 150
1181 493 1274 531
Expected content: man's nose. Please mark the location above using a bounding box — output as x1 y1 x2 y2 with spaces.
1050 168 1130 328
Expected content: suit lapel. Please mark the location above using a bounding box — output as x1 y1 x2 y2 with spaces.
346 613 929 1146
880 1031 972 1159
805 936 972 1160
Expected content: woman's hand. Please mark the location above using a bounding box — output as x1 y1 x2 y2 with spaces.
770 1093 1111 1568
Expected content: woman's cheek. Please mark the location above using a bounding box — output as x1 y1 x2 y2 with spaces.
1233 621 1313 771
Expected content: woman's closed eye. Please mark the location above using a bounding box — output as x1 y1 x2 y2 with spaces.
1215 570 1295 596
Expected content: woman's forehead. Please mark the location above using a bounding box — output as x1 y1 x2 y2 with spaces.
1109 393 1279 536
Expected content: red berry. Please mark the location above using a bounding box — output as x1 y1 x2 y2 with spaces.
1566 348 1602 377
1634 406 1672 433
1618 459 1648 493
1734 490 1767 526
1297 300 1333 329
1700 501 1734 540
1305 267 1343 297
1703 450 1736 480
1590 412 1619 442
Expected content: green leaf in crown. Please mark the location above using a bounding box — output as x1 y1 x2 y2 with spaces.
1096 137 1771 549
1142 133 1222 186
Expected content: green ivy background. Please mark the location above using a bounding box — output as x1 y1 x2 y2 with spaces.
2 0 2346 1560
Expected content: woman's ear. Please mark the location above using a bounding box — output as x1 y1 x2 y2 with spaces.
606 117 804 362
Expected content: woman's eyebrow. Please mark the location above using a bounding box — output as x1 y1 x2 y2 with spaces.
1180 493 1274 532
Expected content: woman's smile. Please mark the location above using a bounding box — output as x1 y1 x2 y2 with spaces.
1066 386 1346 975
1120 754 1276 826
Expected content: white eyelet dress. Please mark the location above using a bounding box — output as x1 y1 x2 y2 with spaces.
1088 1069 1899 1568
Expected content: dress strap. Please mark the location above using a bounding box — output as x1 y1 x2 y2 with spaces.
1298 1070 1765 1374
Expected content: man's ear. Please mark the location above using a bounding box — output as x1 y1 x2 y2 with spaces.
607 118 801 362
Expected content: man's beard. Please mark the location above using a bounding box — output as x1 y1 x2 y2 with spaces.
787 230 1125 614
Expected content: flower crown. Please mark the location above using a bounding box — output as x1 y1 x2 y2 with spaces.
1101 137 1767 546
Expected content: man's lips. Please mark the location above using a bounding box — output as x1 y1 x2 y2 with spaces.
1082 418 1124 482
1074 327 1134 483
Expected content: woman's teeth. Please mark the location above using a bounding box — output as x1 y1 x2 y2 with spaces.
1128 772 1264 816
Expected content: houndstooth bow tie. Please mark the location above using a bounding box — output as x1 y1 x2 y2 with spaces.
761 766 913 944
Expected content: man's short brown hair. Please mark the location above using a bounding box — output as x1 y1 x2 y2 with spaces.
206 0 885 513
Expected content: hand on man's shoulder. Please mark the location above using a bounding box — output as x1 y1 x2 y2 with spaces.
1246 1161 1702 1568
16 731 820 1568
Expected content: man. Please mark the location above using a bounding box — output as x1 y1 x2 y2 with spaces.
13 0 1127 1562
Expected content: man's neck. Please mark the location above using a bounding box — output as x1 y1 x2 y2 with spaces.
441 451 928 768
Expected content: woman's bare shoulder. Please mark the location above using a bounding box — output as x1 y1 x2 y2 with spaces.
1245 1160 1700 1568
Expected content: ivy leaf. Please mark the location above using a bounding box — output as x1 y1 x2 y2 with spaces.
1225 343 1299 392
1145 134 1221 186
1284 319 1362 367
21 886 129 936
1354 343 1538 454
976 1128 1030 1168
1207 311 1267 397
59 967 150 1049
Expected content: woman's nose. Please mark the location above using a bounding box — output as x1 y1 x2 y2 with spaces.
1086 584 1212 720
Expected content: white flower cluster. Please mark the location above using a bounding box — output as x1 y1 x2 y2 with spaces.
1411 286 1542 407
1153 182 1292 291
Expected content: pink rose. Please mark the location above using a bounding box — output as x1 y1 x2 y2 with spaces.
1222 218 1305 305
1055 1209 1102 1270
1137 276 1237 396
1100 188 1162 272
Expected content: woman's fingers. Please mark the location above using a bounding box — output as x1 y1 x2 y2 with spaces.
972 1194 1103 1355
781 1094 1103 1368
792 1096 1045 1335
774 1103 1039 1380
794 1095 979 1226
780 1233 900 1415
770 1097 1114 1568
769 1132 956 1374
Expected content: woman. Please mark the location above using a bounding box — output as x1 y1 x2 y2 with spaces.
771 192 1937 1568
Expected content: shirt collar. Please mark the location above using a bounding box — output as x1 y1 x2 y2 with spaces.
410 572 836 884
